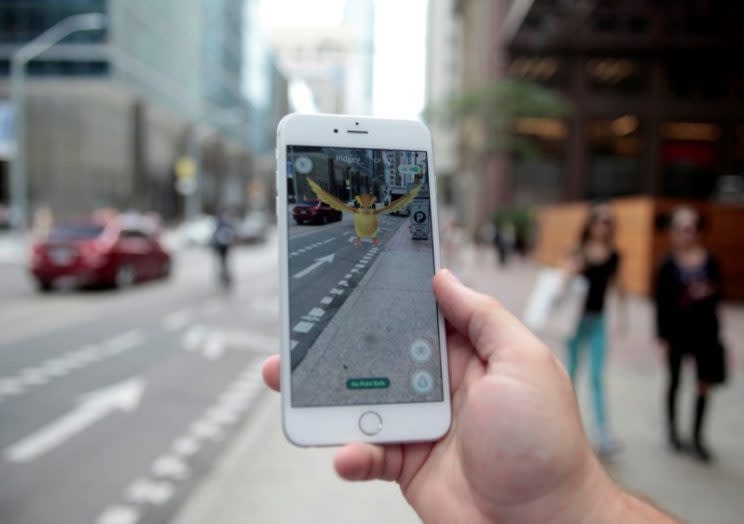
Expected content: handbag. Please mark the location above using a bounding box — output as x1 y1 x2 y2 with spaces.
523 268 588 341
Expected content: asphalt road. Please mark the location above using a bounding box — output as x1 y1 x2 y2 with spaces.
286 213 406 369
0 237 279 524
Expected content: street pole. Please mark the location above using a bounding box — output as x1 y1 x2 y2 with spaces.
9 13 106 232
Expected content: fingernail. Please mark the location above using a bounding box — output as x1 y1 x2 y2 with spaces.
442 268 462 284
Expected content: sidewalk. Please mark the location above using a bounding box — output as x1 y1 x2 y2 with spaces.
173 242 744 524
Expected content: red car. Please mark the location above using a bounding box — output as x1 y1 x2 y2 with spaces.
292 200 343 225
30 216 172 291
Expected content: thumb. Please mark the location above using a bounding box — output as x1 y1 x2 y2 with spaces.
432 269 542 362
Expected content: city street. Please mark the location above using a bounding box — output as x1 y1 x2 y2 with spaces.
287 212 400 370
288 210 442 407
0 236 279 524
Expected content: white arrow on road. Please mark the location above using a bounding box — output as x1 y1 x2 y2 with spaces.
5 378 145 463
292 254 335 279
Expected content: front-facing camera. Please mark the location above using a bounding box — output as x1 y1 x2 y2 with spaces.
333 129 338 133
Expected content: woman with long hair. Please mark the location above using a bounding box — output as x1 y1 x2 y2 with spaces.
654 207 726 462
565 203 624 455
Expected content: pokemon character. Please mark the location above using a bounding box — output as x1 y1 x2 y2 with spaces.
307 178 422 246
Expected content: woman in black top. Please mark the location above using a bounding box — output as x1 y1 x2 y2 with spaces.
566 204 624 455
654 207 726 462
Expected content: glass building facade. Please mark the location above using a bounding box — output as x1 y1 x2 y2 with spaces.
0 0 109 76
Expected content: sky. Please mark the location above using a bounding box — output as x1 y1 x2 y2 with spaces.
259 0 428 119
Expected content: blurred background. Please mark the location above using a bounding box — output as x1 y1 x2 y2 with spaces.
0 1 742 523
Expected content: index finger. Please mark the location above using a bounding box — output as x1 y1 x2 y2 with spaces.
262 354 280 391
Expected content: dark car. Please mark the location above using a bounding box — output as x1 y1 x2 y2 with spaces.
292 200 342 225
30 216 171 291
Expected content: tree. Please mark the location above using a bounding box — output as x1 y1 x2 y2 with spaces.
425 78 572 158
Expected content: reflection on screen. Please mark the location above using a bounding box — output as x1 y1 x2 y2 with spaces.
286 146 443 407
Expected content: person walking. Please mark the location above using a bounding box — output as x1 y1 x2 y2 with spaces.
655 207 727 462
211 211 235 289
565 203 624 455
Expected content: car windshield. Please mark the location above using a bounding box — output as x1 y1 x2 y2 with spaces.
48 224 104 241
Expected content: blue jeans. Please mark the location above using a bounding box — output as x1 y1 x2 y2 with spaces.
566 313 608 433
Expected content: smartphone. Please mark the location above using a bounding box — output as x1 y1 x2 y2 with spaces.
276 113 451 446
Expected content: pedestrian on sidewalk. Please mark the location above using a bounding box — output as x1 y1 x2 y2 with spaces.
564 203 625 456
654 207 727 462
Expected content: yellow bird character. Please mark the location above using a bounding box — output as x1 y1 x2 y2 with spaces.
307 178 421 246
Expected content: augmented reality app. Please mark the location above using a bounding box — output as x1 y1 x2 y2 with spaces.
286 145 443 407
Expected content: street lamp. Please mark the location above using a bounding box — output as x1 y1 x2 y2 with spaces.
10 13 107 231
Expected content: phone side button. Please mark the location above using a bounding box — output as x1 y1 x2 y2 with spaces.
358 411 382 436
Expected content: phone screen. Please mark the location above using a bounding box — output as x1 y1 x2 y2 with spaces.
286 145 443 407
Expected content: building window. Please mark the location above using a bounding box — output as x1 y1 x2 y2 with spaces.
511 117 567 204
660 122 720 199
586 115 642 199
586 58 645 93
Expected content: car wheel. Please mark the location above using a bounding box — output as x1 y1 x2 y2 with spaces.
161 259 172 279
37 279 53 293
114 264 135 289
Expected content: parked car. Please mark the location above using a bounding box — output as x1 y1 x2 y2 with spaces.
30 216 172 291
235 211 268 243
292 200 342 225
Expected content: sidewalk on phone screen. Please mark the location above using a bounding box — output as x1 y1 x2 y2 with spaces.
173 241 744 524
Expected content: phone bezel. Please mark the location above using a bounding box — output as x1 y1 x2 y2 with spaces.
276 113 451 446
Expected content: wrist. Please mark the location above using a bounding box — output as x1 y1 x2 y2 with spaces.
572 457 678 524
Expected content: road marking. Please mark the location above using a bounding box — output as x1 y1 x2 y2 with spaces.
5 378 145 463
127 478 174 505
330 288 344 295
338 280 349 287
290 339 299 349
151 455 190 480
354 264 365 269
183 325 207 351
201 301 223 316
97 505 140 524
308 307 325 318
172 436 200 457
105 330 144 355
162 310 192 331
204 333 225 360
95 360 264 524
320 296 333 305
205 405 240 426
344 273 352 279
350 268 359 273
0 333 144 401
190 420 223 441
292 254 336 279
293 321 314 333
0 378 23 396
39 357 70 377
18 368 47 386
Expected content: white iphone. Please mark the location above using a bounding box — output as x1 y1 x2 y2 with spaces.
276 113 451 446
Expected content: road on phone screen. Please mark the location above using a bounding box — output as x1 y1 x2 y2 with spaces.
287 212 403 369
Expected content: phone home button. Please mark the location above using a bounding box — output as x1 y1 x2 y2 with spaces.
358 411 382 436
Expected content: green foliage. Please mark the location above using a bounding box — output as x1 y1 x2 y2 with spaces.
493 205 535 244
424 78 572 158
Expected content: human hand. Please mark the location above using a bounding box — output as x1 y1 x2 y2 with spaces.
263 269 671 523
